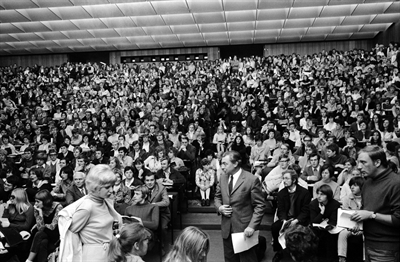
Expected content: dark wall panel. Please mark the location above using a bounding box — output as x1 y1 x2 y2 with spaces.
0 54 68 67
264 40 373 56
373 21 400 46
219 44 264 59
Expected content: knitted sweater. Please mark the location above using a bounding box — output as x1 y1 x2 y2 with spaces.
362 168 400 250
125 202 159 231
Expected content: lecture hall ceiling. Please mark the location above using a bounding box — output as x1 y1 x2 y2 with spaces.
0 0 399 55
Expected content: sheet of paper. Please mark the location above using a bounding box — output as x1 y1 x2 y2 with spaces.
328 226 345 234
278 232 286 249
337 209 363 230
231 230 259 254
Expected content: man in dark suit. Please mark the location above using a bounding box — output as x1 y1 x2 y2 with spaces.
300 153 322 185
156 158 186 186
214 150 266 262
144 171 170 249
271 169 311 262
65 171 86 205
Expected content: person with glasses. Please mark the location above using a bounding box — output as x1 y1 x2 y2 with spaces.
263 154 292 196
1 188 34 232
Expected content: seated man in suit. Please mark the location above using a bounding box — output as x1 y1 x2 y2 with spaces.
156 158 186 187
271 169 312 262
143 171 170 250
65 171 86 205
300 152 322 186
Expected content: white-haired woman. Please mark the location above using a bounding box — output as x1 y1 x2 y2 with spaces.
62 164 122 262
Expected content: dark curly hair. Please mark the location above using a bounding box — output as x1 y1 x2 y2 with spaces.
285 225 318 262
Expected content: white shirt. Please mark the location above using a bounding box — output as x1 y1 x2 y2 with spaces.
229 168 242 189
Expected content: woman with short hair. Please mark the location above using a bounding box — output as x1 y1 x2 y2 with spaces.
26 189 63 262
59 164 122 262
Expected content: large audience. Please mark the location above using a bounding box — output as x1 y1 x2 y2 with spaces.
0 41 399 262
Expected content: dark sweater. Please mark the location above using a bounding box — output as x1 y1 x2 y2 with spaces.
309 198 341 226
276 186 311 225
2 204 34 232
125 202 159 231
362 168 400 250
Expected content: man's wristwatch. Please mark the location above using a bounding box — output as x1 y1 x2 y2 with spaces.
370 212 377 219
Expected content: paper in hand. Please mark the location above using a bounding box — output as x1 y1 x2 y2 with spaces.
231 230 259 254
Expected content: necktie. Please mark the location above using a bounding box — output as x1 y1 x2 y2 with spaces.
228 175 234 194
81 188 85 195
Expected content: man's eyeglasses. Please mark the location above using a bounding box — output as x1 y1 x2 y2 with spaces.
10 195 16 200
304 139 311 142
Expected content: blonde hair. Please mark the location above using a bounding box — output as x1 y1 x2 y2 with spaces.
164 226 209 262
12 188 31 214
85 164 117 193
108 223 150 262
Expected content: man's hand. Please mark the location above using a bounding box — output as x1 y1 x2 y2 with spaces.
219 205 233 217
244 227 255 238
351 210 373 222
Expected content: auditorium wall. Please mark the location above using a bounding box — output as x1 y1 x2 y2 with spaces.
263 40 372 56
0 53 68 68
109 46 219 64
373 21 400 46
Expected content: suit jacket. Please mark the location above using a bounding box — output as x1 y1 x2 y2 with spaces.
65 185 86 205
148 182 171 221
214 169 266 239
276 186 311 225
156 168 186 185
301 166 321 183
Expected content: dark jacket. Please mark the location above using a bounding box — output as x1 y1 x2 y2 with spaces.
277 185 311 225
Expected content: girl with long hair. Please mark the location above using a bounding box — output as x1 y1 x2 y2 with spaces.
164 226 210 262
108 223 151 262
1 188 34 232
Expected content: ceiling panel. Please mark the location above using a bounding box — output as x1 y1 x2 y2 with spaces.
83 4 124 18
288 7 323 19
198 23 227 33
284 18 314 28
313 17 344 27
320 5 357 17
371 13 400 24
225 10 256 23
186 0 223 13
0 10 31 23
258 0 293 9
49 6 92 20
352 2 391 15
360 23 391 32
256 20 285 30
151 0 189 15
0 0 398 55
223 0 258 11
341 15 374 25
193 12 225 24
257 9 289 21
117 2 156 16
227 22 255 32
100 17 136 29
177 33 203 42
333 25 362 33
161 14 195 25
170 24 199 34
307 27 334 35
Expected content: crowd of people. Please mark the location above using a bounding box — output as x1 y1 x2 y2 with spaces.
0 40 399 262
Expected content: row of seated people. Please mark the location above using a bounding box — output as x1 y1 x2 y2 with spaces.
269 166 365 262
0 157 186 261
